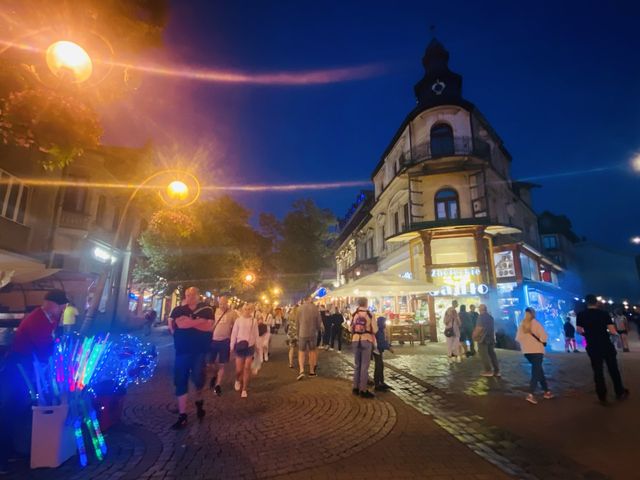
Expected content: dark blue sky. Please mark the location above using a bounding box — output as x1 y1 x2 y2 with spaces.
104 0 640 251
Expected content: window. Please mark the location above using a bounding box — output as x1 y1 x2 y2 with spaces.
403 203 410 230
519 253 540 281
430 123 454 157
367 237 374 258
95 195 106 226
394 211 399 234
0 169 29 225
62 178 88 213
542 235 558 250
435 188 459 220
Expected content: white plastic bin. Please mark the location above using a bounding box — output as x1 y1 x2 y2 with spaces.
31 404 76 468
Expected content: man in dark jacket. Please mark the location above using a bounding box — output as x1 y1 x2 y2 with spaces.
373 316 394 391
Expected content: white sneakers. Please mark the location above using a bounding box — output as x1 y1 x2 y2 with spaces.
241 390 248 398
234 380 241 391
527 391 555 404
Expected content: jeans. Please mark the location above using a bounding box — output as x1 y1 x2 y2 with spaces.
524 353 548 393
478 342 499 373
373 351 384 386
353 340 373 391
330 324 342 350
587 346 625 400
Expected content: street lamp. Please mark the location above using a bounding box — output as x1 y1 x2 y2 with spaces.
243 273 256 284
46 40 93 83
167 180 189 201
631 236 640 245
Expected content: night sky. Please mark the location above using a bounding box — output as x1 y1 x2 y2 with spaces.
103 0 640 252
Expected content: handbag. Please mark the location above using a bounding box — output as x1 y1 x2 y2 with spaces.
444 327 455 338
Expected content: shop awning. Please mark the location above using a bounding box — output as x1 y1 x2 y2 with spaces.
0 250 59 288
328 271 436 297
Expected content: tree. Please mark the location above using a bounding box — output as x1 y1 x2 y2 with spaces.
135 196 274 297
0 0 169 169
264 199 336 294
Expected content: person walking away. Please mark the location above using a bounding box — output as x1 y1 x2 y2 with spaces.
466 304 479 356
564 316 578 353
62 301 79 334
516 307 554 404
286 306 299 368
231 303 259 398
0 290 68 473
373 316 393 391
169 287 214 429
273 307 284 334
296 298 322 380
329 306 344 351
209 296 238 395
474 304 500 377
459 305 475 357
444 300 462 363
577 295 629 404
321 305 333 349
351 297 378 398
613 308 630 352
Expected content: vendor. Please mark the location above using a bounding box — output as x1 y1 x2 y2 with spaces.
0 289 68 473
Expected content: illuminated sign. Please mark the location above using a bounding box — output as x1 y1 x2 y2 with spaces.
494 251 516 278
399 272 413 280
431 267 481 278
428 282 489 297
93 246 117 264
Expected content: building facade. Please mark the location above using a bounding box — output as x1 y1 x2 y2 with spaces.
333 38 565 346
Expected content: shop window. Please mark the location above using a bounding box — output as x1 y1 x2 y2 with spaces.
542 235 558 250
435 188 459 220
430 123 454 157
431 237 477 264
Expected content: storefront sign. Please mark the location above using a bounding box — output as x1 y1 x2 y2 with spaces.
430 267 481 278
494 251 515 278
428 282 489 297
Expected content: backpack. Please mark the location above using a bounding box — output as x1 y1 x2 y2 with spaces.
351 310 372 335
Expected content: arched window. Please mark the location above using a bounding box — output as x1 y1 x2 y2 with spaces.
430 123 454 157
435 188 459 220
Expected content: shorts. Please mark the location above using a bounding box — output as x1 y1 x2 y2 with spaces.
298 336 316 352
174 352 206 396
210 339 231 364
286 338 298 347
235 346 255 359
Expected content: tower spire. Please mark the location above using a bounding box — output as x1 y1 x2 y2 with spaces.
413 36 464 106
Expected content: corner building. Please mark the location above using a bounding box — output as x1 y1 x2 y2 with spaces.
334 38 564 344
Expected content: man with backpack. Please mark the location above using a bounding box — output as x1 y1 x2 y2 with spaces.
351 297 378 398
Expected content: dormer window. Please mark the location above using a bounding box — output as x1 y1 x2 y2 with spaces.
430 123 454 157
435 188 459 220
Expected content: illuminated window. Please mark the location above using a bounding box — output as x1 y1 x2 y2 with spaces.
430 123 454 157
435 188 459 220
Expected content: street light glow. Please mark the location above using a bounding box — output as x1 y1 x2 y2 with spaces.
243 273 256 284
631 236 640 245
167 180 189 200
46 40 93 83
632 154 640 172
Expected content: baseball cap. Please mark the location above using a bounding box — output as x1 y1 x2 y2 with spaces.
44 289 69 305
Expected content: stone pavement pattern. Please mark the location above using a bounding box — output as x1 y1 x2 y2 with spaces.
5 333 509 479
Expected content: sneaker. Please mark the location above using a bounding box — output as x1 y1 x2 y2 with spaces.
309 371 317 377
171 413 188 430
289 364 294 368
297 373 305 381
234 380 241 391
374 385 389 392
195 400 205 419
617 389 630 401
214 385 222 396
494 372 502 378
359 390 375 399
241 390 248 398
352 388 360 395
329 347 334 351
526 394 538 405
543 391 555 400
480 371 494 377
380 383 393 390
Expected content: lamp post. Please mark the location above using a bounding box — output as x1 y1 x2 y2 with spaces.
81 169 200 333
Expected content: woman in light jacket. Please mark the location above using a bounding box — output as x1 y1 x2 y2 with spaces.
230 303 259 398
516 307 554 404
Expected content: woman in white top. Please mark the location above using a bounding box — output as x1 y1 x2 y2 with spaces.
516 307 554 404
230 303 259 398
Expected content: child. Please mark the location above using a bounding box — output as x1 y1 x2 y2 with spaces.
373 316 394 391
564 317 578 353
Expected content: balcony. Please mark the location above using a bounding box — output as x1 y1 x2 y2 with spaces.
403 136 491 166
59 210 92 230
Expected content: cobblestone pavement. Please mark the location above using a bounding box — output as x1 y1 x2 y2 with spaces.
5 333 508 479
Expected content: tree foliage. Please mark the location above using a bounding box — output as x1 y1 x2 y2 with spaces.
0 0 168 169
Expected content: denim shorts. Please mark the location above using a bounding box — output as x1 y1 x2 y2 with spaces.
298 336 316 352
209 339 231 364
174 352 206 396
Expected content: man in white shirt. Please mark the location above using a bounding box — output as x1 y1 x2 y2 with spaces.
209 296 238 396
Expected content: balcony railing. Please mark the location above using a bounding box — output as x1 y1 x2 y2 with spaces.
402 136 491 166
59 210 92 230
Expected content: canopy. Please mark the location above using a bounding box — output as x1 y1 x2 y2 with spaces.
327 271 436 297
0 250 58 289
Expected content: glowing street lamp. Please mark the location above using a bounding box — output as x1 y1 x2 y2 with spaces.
631 236 640 245
167 180 189 201
243 273 256 284
46 40 93 83
272 287 281 296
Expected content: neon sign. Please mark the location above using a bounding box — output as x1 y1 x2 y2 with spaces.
428 282 489 297
431 267 481 278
